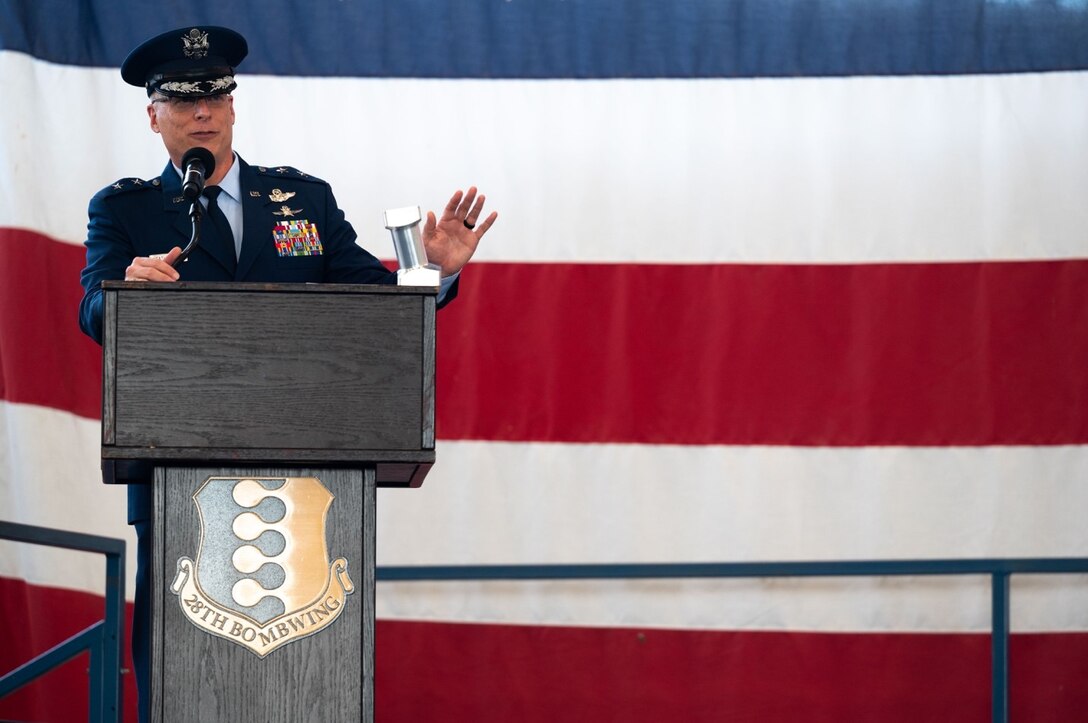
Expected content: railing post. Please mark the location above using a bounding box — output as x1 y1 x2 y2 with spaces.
102 548 125 721
991 571 1010 723
89 635 103 723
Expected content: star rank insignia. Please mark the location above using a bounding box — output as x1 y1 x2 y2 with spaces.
273 205 302 217
268 189 296 202
112 183 123 190
275 167 288 174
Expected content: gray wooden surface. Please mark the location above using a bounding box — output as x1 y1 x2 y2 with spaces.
152 466 375 723
112 289 423 450
101 282 437 486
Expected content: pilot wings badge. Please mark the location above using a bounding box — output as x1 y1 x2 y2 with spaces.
170 477 354 657
268 188 296 202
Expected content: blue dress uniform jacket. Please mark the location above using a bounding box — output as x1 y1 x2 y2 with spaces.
79 155 457 522
79 156 449 345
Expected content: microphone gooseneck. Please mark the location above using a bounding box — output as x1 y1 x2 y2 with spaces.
172 147 217 267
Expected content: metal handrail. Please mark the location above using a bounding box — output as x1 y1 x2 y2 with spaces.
0 520 125 723
378 557 1088 723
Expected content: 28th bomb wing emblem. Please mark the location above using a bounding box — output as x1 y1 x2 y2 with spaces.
170 476 353 657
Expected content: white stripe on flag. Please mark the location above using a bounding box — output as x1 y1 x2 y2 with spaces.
5 401 1086 631
380 441 1088 564
3 51 1086 263
375 441 1088 632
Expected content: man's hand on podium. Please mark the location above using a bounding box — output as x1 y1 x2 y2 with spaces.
126 246 183 281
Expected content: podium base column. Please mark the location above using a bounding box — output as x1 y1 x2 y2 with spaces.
150 466 375 722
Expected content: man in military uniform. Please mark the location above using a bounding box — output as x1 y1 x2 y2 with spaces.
78 25 497 719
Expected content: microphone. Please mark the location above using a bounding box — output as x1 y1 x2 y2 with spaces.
180 147 216 201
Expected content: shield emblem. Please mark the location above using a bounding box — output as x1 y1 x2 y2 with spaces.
171 477 353 657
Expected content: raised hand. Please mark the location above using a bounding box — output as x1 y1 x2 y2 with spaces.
422 187 498 277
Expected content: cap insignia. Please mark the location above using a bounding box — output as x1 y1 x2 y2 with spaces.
181 29 210 59
159 80 201 94
158 75 234 95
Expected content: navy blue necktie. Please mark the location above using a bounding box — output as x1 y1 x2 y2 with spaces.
203 186 237 273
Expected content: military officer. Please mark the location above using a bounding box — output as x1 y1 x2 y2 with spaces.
77 25 497 720
80 26 495 343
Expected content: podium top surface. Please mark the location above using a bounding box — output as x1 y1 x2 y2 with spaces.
101 280 438 295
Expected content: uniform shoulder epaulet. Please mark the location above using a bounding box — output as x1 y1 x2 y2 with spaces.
98 177 162 197
253 165 328 185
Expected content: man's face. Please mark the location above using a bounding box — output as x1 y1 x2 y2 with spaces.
148 93 235 181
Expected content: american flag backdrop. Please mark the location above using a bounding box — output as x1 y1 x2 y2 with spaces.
2 1 1088 720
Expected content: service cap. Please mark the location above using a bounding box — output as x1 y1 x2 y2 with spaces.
120 26 248 97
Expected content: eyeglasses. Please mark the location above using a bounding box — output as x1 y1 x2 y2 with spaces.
151 94 231 109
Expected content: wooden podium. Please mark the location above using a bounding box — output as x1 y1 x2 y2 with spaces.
100 281 436 722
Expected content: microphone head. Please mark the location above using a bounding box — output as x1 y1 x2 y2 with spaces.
180 147 216 200
181 146 216 178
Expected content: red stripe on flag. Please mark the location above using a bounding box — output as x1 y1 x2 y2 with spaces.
0 227 102 419
436 260 1088 445
377 620 1088 722
4 227 1087 445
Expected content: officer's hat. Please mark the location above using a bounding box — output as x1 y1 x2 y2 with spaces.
121 26 248 97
